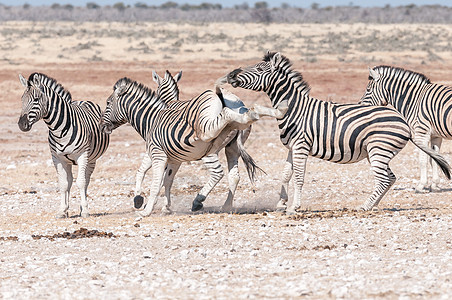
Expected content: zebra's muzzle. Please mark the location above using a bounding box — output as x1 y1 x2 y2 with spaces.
99 122 113 134
227 68 242 88
18 114 31 132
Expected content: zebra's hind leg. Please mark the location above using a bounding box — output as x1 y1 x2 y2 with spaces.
192 154 224 212
430 136 443 192
414 132 431 193
252 100 289 119
222 140 241 212
360 152 397 211
277 151 293 212
162 162 181 214
134 153 152 210
54 157 72 219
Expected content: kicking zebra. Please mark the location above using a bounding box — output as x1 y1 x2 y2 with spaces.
100 77 287 217
225 51 451 213
360 66 452 193
18 73 109 218
129 69 263 213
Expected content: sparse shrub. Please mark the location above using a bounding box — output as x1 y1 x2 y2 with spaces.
135 2 148 8
113 2 126 11
23 3 30 9
51 3 60 9
234 3 249 10
86 2 100 9
311 2 320 10
160 1 178 9
254 1 268 9
63 4 73 10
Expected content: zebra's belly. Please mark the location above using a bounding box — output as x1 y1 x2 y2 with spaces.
164 140 212 162
310 147 368 164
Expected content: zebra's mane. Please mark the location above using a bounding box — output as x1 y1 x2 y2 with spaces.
28 72 73 103
373 65 431 84
114 77 159 103
263 52 311 95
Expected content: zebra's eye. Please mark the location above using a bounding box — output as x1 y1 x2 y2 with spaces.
256 66 264 72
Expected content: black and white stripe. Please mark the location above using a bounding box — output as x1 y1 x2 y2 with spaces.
100 76 281 217
18 73 109 218
360 66 452 192
226 52 450 212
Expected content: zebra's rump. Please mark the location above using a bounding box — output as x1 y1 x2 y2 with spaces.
419 84 452 138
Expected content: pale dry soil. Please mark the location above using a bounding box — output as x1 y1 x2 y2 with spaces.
0 22 451 299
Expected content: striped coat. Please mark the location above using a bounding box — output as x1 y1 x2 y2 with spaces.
226 52 450 212
361 66 452 192
18 73 109 218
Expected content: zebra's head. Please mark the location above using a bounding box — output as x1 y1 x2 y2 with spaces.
227 51 286 92
359 67 390 106
18 73 48 132
100 79 130 134
152 70 182 103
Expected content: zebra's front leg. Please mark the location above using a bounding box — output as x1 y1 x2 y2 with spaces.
137 152 167 218
161 162 181 214
76 152 92 218
54 157 73 219
134 153 152 210
286 146 309 215
430 136 443 192
277 150 293 211
192 154 224 211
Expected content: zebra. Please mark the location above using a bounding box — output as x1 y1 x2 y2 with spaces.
128 69 264 213
225 51 451 213
18 73 110 218
99 77 287 217
360 66 452 193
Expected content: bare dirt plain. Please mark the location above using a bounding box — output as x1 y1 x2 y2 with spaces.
0 22 451 299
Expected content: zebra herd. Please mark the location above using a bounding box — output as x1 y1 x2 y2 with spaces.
17 51 452 218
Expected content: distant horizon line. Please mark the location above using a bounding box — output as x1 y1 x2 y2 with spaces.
1 2 451 8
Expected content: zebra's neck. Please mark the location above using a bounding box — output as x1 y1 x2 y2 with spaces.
42 87 74 137
265 71 311 140
123 86 165 139
387 74 429 124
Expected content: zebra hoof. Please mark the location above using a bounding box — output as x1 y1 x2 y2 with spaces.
55 212 68 219
192 200 204 212
80 212 89 218
134 195 144 210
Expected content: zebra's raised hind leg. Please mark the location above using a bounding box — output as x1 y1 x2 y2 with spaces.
53 157 72 219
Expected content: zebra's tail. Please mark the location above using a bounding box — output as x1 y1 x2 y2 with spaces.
410 139 451 180
236 130 266 184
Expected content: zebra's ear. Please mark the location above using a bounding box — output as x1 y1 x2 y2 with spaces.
270 52 282 71
32 74 42 89
369 67 380 81
19 74 28 88
174 71 182 83
152 70 161 85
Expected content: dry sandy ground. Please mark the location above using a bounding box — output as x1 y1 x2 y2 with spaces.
0 22 451 299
